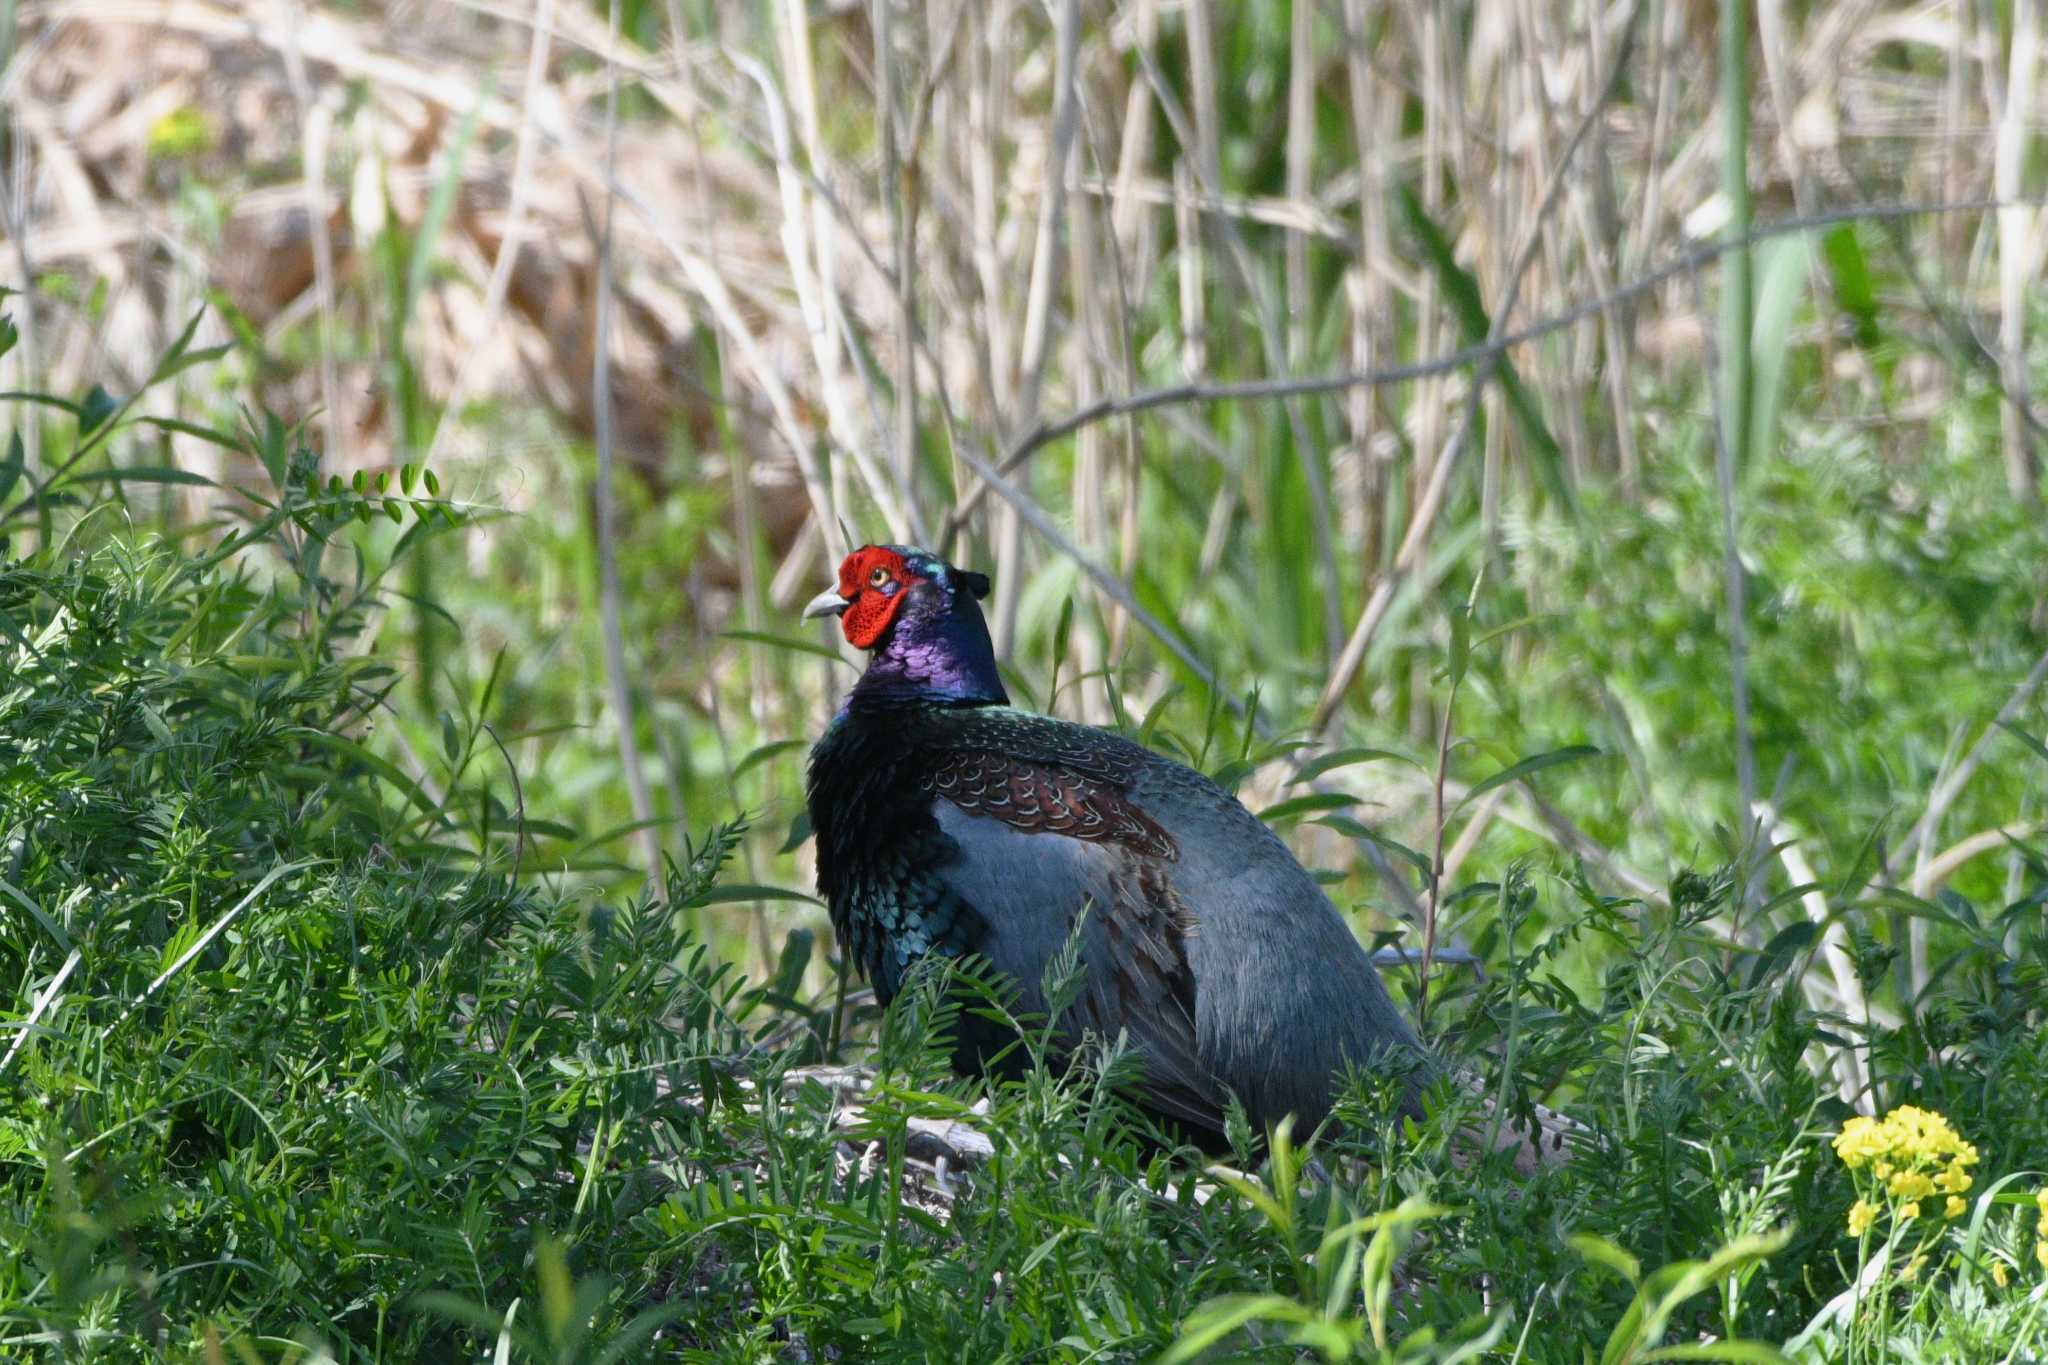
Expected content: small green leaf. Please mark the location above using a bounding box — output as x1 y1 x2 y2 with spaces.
400 462 418 494
693 884 823 908
424 467 441 496
1456 744 1600 812
1474 612 1560 648
56 465 217 489
1820 223 1878 347
0 431 22 507
1311 813 1432 879
1207 757 1256 793
1747 920 1820 988
1016 1230 1067 1279
1639 1342 1795 1363
1571 1232 1641 1286
1137 684 1185 749
723 629 855 666
1293 746 1421 785
1749 234 1812 463
765 927 814 999
1996 719 2048 768
733 738 807 781
780 809 814 853
1258 792 1357 824
79 384 120 435
1157 1294 1306 1364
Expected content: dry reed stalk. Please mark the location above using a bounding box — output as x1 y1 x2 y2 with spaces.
966 0 1017 647
873 0 915 531
591 0 666 897
1067 126 1112 726
416 0 553 473
1133 0 1343 665
1993 0 2041 501
1310 0 1645 736
1285 0 1313 372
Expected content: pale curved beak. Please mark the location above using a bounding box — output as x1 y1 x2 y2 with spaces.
802 587 851 621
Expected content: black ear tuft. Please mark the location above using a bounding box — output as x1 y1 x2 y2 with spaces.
958 570 992 600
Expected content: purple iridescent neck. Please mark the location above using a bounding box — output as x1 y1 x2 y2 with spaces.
848 596 1008 709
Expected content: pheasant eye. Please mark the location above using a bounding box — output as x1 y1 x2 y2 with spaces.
868 567 893 589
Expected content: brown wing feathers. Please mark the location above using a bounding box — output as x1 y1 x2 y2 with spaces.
926 749 1178 860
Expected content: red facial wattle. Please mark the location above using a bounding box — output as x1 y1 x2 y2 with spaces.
836 546 917 649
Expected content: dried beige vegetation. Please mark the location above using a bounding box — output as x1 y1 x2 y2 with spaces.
4 0 2038 590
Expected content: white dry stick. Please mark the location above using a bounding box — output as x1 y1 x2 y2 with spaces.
0 949 82 1078
1109 0 1158 255
1067 171 1112 725
113 862 312 1031
1994 0 2041 501
1014 4 1082 408
1917 822 2045 899
1284 0 1314 369
0 69 40 481
1756 805 1872 1109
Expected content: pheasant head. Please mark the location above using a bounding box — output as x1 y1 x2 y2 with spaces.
803 545 1006 707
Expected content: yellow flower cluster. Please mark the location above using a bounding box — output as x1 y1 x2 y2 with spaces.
1831 1105 1979 1237
1833 1106 1979 1177
2035 1188 2048 1275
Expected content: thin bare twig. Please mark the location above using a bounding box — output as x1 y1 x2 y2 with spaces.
1993 0 2042 501
1419 570 1483 1037
936 194 2026 550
